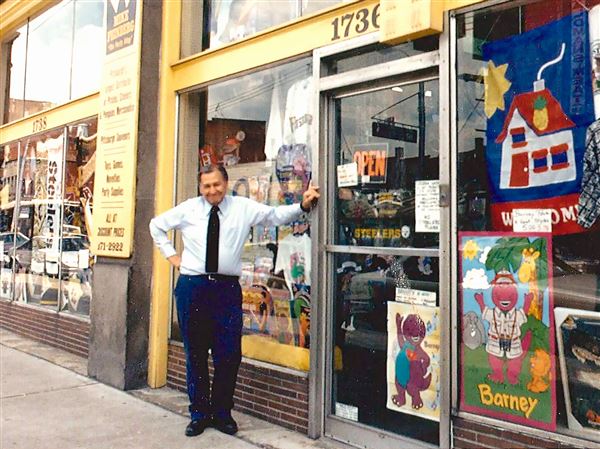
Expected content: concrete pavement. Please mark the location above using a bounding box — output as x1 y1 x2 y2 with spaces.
0 329 347 449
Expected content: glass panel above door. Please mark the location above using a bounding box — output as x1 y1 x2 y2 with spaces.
333 79 440 249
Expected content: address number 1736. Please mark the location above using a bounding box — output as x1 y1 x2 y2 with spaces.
331 4 380 42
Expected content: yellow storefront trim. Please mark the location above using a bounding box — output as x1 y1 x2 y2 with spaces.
0 0 61 41
0 93 99 144
147 0 182 388
170 0 379 92
148 0 485 388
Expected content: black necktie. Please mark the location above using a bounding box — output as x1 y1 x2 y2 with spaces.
206 206 220 273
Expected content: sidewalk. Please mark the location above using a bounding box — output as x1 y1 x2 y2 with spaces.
0 329 347 449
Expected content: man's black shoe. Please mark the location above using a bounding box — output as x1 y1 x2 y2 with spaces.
213 416 238 435
185 417 211 437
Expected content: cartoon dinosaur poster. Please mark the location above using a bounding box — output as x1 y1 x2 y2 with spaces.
459 232 556 431
386 301 440 421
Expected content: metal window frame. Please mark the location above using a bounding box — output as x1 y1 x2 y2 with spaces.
310 27 452 448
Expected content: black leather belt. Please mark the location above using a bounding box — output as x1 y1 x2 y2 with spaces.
197 274 239 282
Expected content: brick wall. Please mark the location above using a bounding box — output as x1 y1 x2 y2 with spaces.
453 417 588 449
0 300 89 358
167 342 309 433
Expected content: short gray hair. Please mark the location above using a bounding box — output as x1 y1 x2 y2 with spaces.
198 164 228 182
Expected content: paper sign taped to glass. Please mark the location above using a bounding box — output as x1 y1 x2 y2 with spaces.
555 308 600 437
386 301 441 421
459 232 556 431
482 12 595 235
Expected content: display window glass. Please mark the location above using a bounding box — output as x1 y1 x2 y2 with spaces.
71 1 104 100
334 80 440 249
0 118 96 317
24 0 75 117
180 0 346 57
331 253 440 443
456 0 600 441
5 26 27 124
172 58 314 371
323 38 440 76
2 0 105 124
0 141 20 300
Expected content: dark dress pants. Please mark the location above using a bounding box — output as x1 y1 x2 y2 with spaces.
175 275 242 420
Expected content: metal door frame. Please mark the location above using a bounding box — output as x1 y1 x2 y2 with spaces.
309 20 452 449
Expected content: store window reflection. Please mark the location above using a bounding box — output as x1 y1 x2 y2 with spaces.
71 0 104 99
15 131 66 308
181 0 346 57
0 119 96 317
174 58 314 370
5 26 27 123
24 0 74 116
456 0 600 442
0 141 19 300
60 120 96 315
2 0 104 125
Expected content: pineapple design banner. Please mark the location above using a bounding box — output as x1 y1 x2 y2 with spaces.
483 12 595 235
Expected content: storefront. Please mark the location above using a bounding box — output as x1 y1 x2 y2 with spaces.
2 0 599 448
0 0 104 357
0 0 161 390
150 0 600 448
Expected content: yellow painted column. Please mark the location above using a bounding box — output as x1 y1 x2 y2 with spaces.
147 0 182 388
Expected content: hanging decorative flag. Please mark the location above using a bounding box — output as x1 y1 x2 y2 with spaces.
483 12 595 235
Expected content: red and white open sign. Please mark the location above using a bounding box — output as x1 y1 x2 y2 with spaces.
351 143 389 184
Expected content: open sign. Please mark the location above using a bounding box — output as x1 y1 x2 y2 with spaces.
351 143 389 184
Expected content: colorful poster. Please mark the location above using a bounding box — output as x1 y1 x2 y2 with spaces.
555 308 600 436
459 233 556 430
482 12 595 235
386 301 440 421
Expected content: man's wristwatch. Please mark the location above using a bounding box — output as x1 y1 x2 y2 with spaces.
300 202 311 213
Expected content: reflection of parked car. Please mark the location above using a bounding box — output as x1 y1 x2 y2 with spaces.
31 235 92 277
0 231 30 253
0 231 31 267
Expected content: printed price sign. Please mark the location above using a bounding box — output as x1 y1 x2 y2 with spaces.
337 163 359 187
415 180 440 233
512 209 552 233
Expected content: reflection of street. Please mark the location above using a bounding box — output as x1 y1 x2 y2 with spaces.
24 271 59 306
25 270 91 315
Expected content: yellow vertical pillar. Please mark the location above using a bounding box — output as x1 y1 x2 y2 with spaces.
147 0 182 388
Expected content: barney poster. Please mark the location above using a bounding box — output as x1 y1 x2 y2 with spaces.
386 301 441 421
459 232 556 430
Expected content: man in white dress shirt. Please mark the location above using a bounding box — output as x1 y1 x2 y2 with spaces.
149 164 319 437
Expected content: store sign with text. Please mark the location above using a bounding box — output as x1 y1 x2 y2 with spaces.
352 143 389 184
91 0 142 257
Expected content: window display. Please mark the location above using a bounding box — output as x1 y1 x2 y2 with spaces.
555 308 600 439
456 0 600 442
0 118 96 317
173 58 314 370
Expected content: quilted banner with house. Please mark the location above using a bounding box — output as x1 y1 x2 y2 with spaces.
459 233 556 431
482 12 595 235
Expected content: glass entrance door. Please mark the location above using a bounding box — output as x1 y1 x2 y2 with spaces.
324 78 442 448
